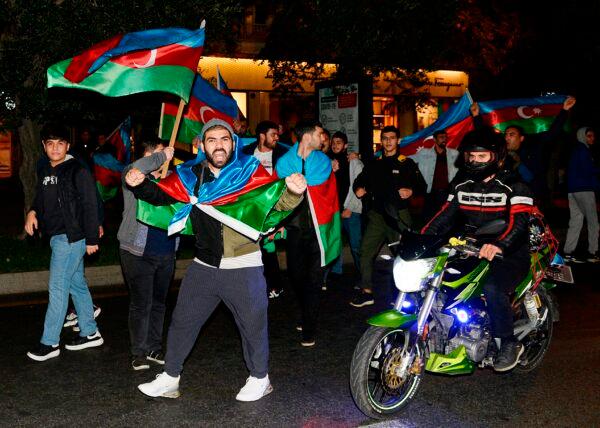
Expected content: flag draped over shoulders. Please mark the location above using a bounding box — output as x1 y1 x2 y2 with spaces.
136 135 293 239
275 144 341 266
47 25 205 101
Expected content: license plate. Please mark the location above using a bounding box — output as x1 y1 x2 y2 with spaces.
544 264 574 284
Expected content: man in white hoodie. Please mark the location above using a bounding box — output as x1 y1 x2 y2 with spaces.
410 129 459 220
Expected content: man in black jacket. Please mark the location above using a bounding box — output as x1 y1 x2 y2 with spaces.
422 127 533 372
242 121 289 298
24 123 103 362
350 126 426 307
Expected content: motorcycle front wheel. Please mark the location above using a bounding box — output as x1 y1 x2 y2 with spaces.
350 326 423 419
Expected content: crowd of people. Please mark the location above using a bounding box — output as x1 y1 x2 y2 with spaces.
22 93 600 398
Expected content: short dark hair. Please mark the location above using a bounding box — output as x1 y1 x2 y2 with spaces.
295 120 322 142
41 123 69 143
505 125 525 136
381 125 400 138
433 130 447 138
256 120 278 137
140 140 164 154
323 128 331 138
331 131 348 145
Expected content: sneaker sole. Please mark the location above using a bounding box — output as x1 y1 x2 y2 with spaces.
494 346 525 372
146 357 165 365
137 385 180 398
63 320 78 328
235 384 273 402
27 349 60 362
300 341 316 347
65 337 104 351
94 307 101 318
133 364 150 371
350 300 374 308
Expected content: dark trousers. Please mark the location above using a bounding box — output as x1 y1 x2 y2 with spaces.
359 210 411 290
286 227 324 340
120 249 175 357
482 248 530 339
423 190 448 224
261 247 283 291
164 262 269 378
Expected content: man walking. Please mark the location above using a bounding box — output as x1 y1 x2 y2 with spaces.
128 119 306 401
118 138 177 370
242 120 290 298
350 126 426 307
25 123 103 361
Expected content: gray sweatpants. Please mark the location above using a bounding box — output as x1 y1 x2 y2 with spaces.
164 262 269 378
564 191 599 254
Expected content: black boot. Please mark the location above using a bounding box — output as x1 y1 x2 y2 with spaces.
494 339 524 372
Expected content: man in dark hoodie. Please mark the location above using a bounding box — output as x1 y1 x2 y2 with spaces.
24 123 104 362
563 127 600 263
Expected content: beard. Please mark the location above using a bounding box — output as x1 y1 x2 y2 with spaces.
206 148 232 168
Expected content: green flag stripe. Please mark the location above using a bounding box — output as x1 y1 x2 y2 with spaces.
318 214 342 265
137 200 194 235
160 114 202 144
212 179 289 232
492 117 556 134
48 59 195 102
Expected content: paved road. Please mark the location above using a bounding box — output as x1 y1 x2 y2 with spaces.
1 261 599 427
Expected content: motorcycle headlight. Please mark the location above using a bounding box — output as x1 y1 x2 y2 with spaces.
392 257 437 292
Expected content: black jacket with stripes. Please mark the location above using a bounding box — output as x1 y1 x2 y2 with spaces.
421 170 534 255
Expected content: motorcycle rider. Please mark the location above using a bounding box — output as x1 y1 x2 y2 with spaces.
421 126 533 372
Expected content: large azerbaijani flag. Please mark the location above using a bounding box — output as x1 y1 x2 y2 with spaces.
159 75 239 144
476 95 567 134
93 117 132 201
399 93 568 156
275 144 341 266
47 23 205 101
136 134 293 239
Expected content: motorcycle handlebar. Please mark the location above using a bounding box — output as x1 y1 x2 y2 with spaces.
450 241 504 260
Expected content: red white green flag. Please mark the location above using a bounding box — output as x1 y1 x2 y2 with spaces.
159 75 239 144
47 24 205 102
275 144 342 266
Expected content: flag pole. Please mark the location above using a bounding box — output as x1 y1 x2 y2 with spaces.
465 88 474 105
159 20 206 178
160 98 186 178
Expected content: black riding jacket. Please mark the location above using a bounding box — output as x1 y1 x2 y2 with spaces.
421 170 533 255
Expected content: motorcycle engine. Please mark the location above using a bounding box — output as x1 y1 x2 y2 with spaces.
446 320 491 363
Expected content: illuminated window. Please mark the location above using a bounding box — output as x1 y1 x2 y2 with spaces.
230 92 247 118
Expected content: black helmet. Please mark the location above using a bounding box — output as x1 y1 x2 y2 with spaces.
459 127 506 181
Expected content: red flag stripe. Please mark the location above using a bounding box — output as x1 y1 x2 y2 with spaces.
111 43 202 71
64 35 123 83
482 104 563 126
94 164 121 187
307 172 339 225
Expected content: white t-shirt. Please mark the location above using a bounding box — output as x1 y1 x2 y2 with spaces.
253 148 273 175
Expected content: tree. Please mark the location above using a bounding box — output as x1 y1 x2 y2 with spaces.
0 0 241 236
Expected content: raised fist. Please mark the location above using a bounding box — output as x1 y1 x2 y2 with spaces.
285 173 307 195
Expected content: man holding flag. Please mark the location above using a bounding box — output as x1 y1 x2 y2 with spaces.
129 119 306 401
470 96 576 203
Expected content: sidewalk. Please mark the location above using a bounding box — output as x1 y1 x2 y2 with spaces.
0 246 357 296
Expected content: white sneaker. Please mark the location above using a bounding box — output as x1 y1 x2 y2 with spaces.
138 372 180 398
235 375 273 402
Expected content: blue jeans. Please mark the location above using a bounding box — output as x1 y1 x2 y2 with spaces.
327 212 362 276
41 235 97 345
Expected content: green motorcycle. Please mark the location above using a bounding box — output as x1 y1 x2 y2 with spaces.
349 216 571 419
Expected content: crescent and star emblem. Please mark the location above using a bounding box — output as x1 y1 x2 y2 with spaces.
199 106 215 122
133 49 157 68
517 106 543 119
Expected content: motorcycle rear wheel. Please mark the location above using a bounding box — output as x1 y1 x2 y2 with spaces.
516 288 555 373
350 326 423 419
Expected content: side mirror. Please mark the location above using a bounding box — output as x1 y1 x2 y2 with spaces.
474 219 507 236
